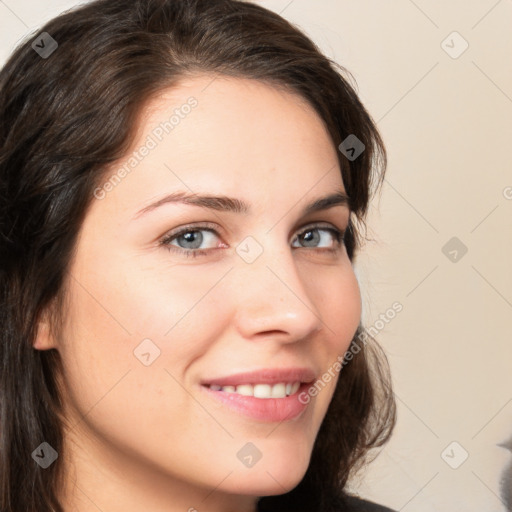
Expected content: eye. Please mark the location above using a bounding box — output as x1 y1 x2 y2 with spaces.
291 224 345 250
160 222 346 258
160 223 226 258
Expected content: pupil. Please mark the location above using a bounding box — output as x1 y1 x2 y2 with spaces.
302 230 319 247
180 231 202 249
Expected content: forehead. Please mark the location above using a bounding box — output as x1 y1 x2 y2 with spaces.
95 74 344 216
140 74 336 158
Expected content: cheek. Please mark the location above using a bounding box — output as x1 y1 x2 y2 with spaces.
337 268 361 343
56 251 230 420
311 261 362 351
317 264 361 385
56 267 218 469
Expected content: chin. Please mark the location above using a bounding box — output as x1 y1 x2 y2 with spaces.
227 449 311 496
229 471 306 497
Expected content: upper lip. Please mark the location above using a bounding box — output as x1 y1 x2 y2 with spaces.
201 367 317 387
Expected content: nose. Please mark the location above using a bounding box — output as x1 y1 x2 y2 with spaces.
231 241 324 343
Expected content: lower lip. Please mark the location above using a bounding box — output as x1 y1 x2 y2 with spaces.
200 383 312 422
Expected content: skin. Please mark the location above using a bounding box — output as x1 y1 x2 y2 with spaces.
34 74 362 512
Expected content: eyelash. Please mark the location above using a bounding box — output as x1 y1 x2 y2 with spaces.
160 222 346 259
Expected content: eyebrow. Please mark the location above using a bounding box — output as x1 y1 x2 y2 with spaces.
133 189 350 220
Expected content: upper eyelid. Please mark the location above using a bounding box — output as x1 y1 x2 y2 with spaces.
161 221 220 240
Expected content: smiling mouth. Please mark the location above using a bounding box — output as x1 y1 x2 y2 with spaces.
200 380 314 422
203 381 302 399
200 366 317 396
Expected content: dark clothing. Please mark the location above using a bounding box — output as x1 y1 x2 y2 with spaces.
257 495 396 512
344 496 396 511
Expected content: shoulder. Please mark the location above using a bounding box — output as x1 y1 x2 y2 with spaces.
342 495 397 512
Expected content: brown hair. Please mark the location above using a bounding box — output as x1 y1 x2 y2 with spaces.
0 1 395 511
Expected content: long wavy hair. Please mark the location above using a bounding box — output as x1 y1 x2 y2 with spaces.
0 1 395 511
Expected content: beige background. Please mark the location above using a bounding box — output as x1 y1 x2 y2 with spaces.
1 1 511 510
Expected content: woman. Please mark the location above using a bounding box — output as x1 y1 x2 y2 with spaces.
0 1 396 511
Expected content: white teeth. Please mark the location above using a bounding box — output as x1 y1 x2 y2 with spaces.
271 383 286 398
236 384 253 396
253 384 272 398
209 381 301 399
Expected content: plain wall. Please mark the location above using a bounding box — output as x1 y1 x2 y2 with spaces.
1 1 511 511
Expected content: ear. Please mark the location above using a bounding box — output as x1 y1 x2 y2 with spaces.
33 304 58 351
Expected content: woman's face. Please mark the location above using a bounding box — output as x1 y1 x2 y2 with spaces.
39 75 362 511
